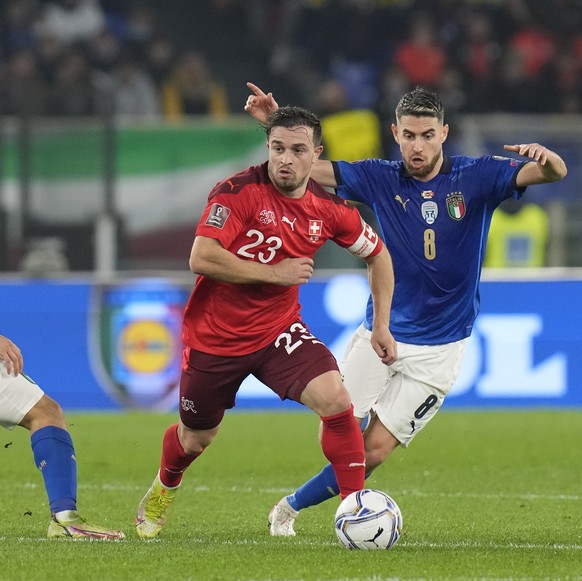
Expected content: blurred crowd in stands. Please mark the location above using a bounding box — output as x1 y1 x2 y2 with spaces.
1 0 582 121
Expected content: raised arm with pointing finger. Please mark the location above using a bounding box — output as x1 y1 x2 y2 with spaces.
245 82 338 186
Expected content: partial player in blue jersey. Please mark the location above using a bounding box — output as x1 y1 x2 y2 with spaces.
244 82 567 536
0 334 125 540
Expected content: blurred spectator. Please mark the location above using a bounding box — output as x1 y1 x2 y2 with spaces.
484 199 550 268
551 35 582 113
325 2 384 110
124 5 156 54
2 49 48 116
315 79 383 161
509 25 556 80
143 36 176 90
49 48 95 117
47 47 96 116
87 29 123 73
316 78 351 119
552 58 579 113
19 237 70 275
393 12 447 89
2 0 38 55
36 35 66 84
110 53 161 119
498 15 557 112
375 65 409 155
161 51 228 119
36 0 106 46
328 55 379 111
455 10 502 112
1 0 582 119
435 67 466 130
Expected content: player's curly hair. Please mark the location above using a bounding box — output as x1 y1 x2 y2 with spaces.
395 87 444 123
264 106 323 147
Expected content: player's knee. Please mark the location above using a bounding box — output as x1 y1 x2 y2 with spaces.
364 433 398 470
301 372 352 417
314 390 352 418
22 395 67 431
178 436 207 456
178 424 216 456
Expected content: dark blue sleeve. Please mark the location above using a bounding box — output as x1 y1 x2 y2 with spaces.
478 156 528 208
333 159 385 204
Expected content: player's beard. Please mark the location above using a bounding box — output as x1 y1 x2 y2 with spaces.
271 170 307 195
403 151 442 179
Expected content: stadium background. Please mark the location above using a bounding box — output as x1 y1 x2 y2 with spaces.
1 0 581 410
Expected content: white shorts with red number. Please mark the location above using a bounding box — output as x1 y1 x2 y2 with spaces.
341 323 466 448
0 361 44 430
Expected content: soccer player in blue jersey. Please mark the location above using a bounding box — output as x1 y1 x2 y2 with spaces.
0 334 125 539
244 82 568 536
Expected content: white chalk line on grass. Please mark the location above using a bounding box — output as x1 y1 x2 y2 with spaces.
16 481 582 502
397 489 582 502
2 536 582 552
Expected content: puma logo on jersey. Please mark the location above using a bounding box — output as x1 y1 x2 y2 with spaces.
395 195 410 211
282 216 296 231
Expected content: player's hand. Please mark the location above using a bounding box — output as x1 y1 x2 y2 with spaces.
272 257 314 286
371 328 397 366
0 335 24 376
503 143 550 165
244 82 279 124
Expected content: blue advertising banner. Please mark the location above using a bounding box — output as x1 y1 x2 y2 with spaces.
0 273 580 410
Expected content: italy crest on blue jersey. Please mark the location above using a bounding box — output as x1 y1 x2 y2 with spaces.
446 193 466 220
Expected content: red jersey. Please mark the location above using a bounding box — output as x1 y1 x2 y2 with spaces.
183 162 383 356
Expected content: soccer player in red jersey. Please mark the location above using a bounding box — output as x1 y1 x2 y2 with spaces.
136 105 398 539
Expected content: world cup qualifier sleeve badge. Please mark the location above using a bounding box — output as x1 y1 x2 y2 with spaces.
446 193 466 220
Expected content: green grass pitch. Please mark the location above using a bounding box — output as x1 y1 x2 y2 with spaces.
1 409 581 580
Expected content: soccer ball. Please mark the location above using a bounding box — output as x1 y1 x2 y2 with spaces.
334 489 403 550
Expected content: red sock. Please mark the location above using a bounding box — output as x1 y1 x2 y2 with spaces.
320 405 365 499
159 424 202 487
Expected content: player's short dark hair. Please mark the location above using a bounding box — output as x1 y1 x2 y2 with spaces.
264 106 323 147
395 87 444 123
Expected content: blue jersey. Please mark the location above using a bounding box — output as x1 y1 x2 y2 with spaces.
334 155 527 345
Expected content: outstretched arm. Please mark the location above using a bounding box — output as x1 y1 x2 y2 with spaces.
504 143 568 187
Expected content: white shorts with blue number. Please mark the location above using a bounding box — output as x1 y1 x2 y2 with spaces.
0 360 44 430
341 323 466 448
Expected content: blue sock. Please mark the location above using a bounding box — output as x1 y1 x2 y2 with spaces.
31 426 77 513
287 464 339 511
287 414 374 511
287 464 374 511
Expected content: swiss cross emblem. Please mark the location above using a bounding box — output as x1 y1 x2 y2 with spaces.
364 223 377 242
308 220 323 242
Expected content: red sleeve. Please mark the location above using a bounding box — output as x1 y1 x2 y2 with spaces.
331 204 384 258
195 191 248 249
